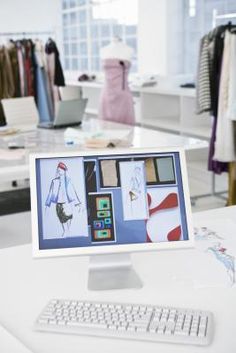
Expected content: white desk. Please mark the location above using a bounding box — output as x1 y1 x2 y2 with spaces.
0 118 208 183
0 206 236 352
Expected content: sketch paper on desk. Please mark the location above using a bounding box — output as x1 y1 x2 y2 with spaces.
193 220 236 288
0 324 32 353
119 161 148 221
0 148 26 160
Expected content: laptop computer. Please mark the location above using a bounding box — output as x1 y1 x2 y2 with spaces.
38 98 87 129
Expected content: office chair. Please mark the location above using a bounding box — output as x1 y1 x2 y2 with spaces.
1 96 39 128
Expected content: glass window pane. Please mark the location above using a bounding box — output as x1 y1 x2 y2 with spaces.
130 58 137 72
78 26 87 39
72 58 78 70
71 42 78 55
126 38 137 52
125 25 136 35
112 25 122 37
81 58 88 71
63 28 69 41
70 26 77 40
62 0 68 10
101 24 110 37
78 9 87 23
77 0 86 5
65 57 70 70
91 25 99 38
63 14 69 26
91 57 100 71
70 0 76 8
79 41 87 55
70 12 77 25
64 43 70 56
92 41 99 55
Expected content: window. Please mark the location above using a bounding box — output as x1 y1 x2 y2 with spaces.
183 0 236 75
62 0 138 73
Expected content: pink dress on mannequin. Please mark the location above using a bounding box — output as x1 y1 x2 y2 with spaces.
98 59 135 125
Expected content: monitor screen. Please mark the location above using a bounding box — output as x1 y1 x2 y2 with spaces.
31 149 193 256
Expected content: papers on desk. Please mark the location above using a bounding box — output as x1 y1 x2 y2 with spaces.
193 219 236 288
0 148 26 160
0 324 32 353
0 126 19 136
64 128 132 148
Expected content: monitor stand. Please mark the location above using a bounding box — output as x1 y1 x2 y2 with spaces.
88 253 143 291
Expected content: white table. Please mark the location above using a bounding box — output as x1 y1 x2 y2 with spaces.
0 118 208 183
0 206 236 353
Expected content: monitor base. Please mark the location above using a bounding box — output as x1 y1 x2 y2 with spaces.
88 253 143 291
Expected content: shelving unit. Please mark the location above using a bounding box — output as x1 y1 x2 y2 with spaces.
66 79 212 140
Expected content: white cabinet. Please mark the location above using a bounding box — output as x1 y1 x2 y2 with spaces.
66 80 212 140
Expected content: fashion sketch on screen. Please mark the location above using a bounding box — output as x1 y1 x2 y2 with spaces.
45 162 82 236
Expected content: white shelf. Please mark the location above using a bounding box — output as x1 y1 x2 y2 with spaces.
66 79 212 140
66 80 196 98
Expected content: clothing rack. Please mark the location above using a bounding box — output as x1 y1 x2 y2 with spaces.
192 12 234 205
212 9 236 28
0 31 54 36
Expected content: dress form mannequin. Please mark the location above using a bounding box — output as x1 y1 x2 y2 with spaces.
98 38 135 126
100 37 134 62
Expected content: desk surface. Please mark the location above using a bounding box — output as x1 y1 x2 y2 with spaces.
0 206 235 353
0 118 208 182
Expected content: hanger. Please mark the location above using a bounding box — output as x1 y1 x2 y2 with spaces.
226 21 236 33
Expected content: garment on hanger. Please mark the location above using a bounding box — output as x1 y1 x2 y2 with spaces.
16 41 26 97
0 45 15 125
214 30 236 162
7 42 21 97
34 40 54 122
227 32 236 121
196 35 212 114
45 38 65 115
45 38 65 86
196 25 228 174
98 59 135 125
22 39 35 97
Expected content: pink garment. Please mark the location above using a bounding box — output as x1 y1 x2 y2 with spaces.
98 59 135 125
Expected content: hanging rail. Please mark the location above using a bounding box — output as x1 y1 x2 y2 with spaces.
212 9 236 28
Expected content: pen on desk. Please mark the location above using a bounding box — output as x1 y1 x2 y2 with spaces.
8 145 25 149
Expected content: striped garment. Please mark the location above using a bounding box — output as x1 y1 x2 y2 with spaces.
196 35 213 114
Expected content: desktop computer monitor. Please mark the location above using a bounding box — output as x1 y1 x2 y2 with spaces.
30 148 193 290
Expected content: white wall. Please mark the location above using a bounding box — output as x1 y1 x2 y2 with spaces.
138 0 184 76
0 0 62 44
138 0 168 75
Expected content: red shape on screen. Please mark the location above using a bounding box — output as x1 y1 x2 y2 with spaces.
167 225 181 241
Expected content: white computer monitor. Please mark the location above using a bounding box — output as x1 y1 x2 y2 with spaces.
30 148 193 290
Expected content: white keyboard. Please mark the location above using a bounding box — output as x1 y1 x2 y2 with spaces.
35 299 214 346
